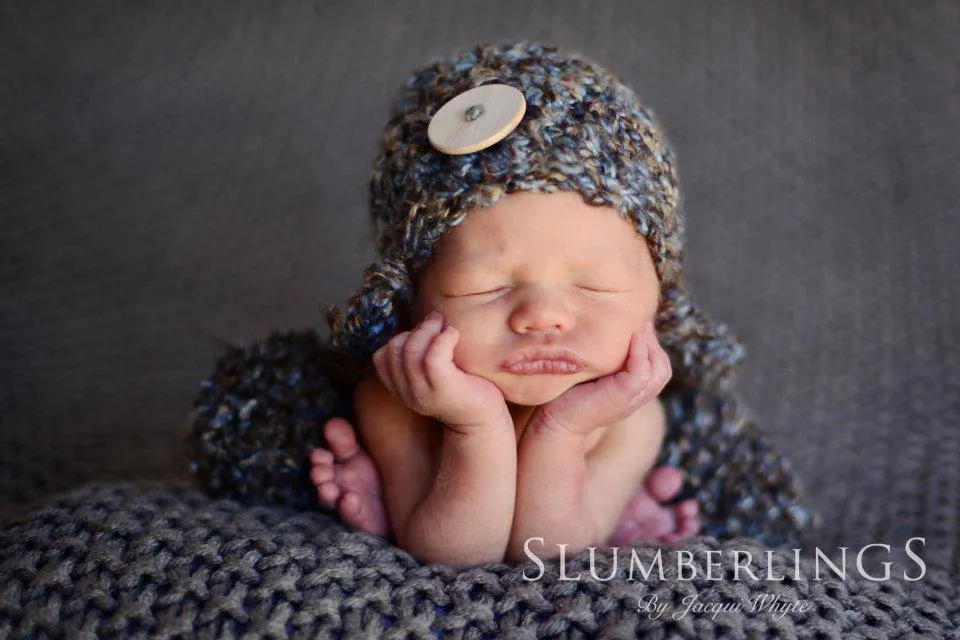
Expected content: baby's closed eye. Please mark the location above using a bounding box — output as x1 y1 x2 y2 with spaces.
443 283 628 297
442 286 510 298
576 283 625 293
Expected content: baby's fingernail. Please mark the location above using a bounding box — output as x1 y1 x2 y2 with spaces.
426 310 440 321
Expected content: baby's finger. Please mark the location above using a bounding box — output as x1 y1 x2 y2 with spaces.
386 332 414 404
586 331 645 410
645 325 672 385
607 329 653 405
373 346 399 398
403 313 445 398
626 329 654 384
650 338 673 388
423 323 460 387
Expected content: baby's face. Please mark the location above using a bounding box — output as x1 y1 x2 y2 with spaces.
414 190 661 407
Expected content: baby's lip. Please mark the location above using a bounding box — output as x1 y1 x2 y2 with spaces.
501 349 586 375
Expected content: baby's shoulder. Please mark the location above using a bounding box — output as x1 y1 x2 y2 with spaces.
353 368 392 410
592 396 667 449
354 370 406 422
353 369 438 435
632 396 667 433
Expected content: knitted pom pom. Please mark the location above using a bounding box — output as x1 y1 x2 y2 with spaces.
325 256 414 360
184 330 354 512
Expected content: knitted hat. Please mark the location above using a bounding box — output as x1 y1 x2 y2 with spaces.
325 40 744 392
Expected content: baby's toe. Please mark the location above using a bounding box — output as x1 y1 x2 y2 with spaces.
317 481 340 506
324 418 361 459
677 499 699 518
310 462 334 486
675 501 702 539
684 512 702 533
338 491 363 525
645 466 684 503
310 448 334 466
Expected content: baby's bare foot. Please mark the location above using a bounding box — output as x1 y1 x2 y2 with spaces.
309 417 392 538
606 466 701 547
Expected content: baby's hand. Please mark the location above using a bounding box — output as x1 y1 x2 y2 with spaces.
373 311 508 435
532 321 671 437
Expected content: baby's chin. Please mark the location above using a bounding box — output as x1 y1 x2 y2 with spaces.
491 373 583 407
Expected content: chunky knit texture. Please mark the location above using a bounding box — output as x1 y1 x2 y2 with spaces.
1 483 956 638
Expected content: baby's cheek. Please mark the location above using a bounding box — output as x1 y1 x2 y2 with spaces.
447 323 492 374
588 315 639 370
412 296 445 325
450 332 482 370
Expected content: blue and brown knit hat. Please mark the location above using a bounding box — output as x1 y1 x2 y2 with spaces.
325 40 745 393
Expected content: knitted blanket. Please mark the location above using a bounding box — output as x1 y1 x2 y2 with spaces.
1 483 956 638
2 330 957 638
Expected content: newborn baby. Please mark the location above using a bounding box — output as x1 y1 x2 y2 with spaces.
183 41 816 568
310 190 701 566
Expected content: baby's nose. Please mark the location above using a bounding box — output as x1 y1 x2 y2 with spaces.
508 293 576 335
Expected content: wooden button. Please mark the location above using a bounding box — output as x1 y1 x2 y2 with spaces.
427 84 526 155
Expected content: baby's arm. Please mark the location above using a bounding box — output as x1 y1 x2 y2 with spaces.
356 314 518 567
506 401 665 561
506 324 672 561
403 417 516 566
578 399 667 541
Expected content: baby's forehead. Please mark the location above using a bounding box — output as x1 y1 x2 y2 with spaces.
423 191 655 270
436 223 650 264
428 239 651 278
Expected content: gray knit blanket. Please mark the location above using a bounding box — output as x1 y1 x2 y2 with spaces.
3 329 958 637
1 483 956 638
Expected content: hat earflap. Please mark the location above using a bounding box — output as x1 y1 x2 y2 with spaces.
656 285 746 393
325 255 414 362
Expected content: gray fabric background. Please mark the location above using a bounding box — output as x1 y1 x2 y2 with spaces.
2 0 958 575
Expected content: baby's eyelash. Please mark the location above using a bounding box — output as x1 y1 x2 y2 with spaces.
469 287 510 296
446 284 623 297
577 284 620 293
443 287 509 298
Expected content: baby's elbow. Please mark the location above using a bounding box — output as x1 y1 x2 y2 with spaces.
399 517 508 567
402 536 507 567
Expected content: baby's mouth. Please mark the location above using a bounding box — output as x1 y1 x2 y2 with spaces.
503 360 584 375
501 350 586 375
